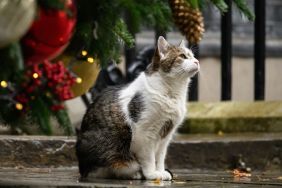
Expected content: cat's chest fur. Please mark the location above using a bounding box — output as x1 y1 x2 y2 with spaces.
119 72 188 138
147 90 186 125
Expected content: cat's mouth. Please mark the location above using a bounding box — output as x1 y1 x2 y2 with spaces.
181 59 200 75
186 64 200 76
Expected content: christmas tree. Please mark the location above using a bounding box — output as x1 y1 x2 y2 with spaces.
0 0 253 135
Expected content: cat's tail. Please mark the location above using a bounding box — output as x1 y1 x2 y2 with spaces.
75 127 92 179
75 137 94 180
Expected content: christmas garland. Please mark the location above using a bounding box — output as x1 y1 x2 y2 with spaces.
0 0 254 135
0 0 78 135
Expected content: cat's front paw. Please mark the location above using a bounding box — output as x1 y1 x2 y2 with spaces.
160 170 172 181
143 171 172 181
143 171 163 180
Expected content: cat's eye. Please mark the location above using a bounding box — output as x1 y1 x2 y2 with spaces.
180 54 187 59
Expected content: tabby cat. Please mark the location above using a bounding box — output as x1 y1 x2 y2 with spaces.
76 36 200 180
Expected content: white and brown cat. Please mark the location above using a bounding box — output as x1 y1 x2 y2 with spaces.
76 36 200 181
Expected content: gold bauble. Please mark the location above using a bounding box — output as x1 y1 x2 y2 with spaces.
61 55 100 98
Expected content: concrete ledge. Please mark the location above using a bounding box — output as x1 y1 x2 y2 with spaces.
179 101 282 134
1 134 281 171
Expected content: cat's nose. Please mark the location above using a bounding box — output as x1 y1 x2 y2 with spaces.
194 59 199 65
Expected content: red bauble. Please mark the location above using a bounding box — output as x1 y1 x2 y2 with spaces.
22 0 76 64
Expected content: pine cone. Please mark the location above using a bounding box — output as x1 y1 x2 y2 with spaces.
169 0 204 44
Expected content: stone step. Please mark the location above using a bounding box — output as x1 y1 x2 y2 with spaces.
167 133 282 171
180 101 282 134
0 133 281 171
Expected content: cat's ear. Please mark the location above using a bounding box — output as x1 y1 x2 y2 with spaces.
179 39 186 49
157 36 169 58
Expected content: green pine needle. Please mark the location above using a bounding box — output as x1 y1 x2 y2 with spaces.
233 0 255 21
187 0 199 9
0 43 24 81
68 0 173 66
29 97 52 135
198 0 207 10
210 0 228 13
112 19 135 48
53 109 73 136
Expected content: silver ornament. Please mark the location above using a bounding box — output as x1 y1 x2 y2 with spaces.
0 0 36 48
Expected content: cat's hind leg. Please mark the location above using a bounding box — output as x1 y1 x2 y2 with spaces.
111 161 143 179
86 161 142 180
87 167 113 179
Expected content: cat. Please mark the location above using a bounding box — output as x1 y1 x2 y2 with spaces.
76 36 200 181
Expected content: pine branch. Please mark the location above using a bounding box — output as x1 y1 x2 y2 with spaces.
233 0 255 21
209 0 228 13
68 0 172 66
198 0 207 10
53 109 73 135
112 19 135 48
151 0 172 31
29 97 52 135
121 0 172 33
68 0 125 65
0 43 24 81
209 0 254 20
187 0 199 9
0 100 21 126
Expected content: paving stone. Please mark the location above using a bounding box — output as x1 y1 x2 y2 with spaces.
0 168 281 187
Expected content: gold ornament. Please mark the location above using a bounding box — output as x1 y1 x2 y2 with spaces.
61 55 100 98
169 0 204 44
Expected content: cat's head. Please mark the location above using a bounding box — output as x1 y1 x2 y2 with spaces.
146 36 199 79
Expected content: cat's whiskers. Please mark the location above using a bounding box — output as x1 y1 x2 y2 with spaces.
176 68 187 76
176 70 184 76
